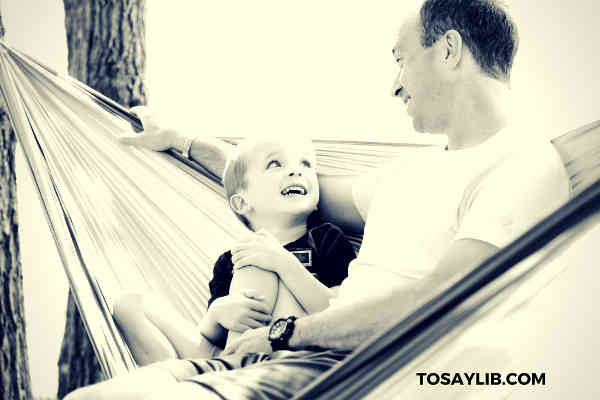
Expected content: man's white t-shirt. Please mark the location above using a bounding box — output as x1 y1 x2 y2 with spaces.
330 127 570 308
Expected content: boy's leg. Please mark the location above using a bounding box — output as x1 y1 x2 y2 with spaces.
113 293 178 365
63 359 199 400
226 266 279 344
139 293 221 359
114 292 218 363
226 266 309 347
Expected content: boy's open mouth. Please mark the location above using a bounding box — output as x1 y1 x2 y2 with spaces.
281 184 308 196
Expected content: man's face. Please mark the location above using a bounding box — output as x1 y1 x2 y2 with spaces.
241 140 319 222
391 17 449 134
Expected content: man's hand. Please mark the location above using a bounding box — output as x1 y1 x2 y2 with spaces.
231 230 301 275
208 289 272 333
119 106 183 151
223 326 272 356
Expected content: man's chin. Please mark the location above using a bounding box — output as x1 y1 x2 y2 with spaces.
411 118 426 134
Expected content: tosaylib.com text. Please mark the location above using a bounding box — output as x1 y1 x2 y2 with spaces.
416 372 546 386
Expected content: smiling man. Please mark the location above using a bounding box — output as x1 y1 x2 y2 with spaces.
66 1 570 399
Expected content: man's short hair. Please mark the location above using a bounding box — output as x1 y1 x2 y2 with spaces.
419 0 519 82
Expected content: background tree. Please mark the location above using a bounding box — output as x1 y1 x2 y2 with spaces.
57 1 146 398
0 10 33 400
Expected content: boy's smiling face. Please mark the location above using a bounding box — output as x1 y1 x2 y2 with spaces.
238 139 319 223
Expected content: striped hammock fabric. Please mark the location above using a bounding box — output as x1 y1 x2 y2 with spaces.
2 38 599 397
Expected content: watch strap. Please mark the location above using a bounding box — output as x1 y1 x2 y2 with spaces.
269 316 297 352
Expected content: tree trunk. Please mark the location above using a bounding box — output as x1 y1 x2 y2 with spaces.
0 11 33 400
57 1 147 398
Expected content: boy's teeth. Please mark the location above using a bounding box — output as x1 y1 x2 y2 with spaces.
281 185 307 195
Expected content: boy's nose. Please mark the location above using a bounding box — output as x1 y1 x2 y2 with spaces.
288 169 302 177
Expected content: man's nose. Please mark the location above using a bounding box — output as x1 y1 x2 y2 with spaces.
288 168 302 177
391 70 405 98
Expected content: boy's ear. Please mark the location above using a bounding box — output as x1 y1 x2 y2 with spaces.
229 193 251 215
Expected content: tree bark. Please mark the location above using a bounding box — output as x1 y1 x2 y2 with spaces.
0 10 33 400
57 1 146 398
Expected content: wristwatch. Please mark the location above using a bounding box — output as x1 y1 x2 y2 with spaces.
268 316 297 351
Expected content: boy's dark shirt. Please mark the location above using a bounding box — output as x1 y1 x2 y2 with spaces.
207 222 356 348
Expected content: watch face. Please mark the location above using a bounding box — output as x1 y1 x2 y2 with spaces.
269 320 287 340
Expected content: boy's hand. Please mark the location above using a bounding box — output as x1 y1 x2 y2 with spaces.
223 326 272 356
231 230 301 274
119 106 183 151
209 289 272 333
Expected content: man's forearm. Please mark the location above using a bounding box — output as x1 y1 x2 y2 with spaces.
287 239 499 351
288 288 416 351
171 134 234 179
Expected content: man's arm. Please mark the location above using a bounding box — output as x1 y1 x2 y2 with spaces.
122 107 234 179
317 174 366 234
173 134 233 179
288 238 498 351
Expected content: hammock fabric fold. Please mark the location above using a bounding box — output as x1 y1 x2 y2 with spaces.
1 39 599 398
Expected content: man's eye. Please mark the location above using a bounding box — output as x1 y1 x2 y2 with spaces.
267 160 281 169
301 160 312 168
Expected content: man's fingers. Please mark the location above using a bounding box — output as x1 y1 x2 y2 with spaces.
129 105 148 119
118 134 141 146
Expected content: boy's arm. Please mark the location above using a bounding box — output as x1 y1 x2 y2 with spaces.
271 257 334 314
232 231 335 314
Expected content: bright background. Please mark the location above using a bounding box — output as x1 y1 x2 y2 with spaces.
2 0 599 397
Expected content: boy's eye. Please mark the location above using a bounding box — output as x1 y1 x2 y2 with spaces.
301 159 312 168
266 160 281 169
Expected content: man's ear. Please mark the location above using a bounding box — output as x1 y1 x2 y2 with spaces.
440 29 463 69
229 193 251 215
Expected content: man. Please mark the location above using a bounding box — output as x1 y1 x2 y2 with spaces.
66 1 569 399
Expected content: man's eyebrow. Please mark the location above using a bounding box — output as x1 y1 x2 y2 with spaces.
264 151 280 161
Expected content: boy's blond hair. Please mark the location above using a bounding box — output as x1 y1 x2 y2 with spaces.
222 137 315 229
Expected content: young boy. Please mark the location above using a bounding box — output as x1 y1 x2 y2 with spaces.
114 136 356 364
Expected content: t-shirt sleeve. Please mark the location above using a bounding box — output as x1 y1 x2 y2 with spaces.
308 223 356 287
455 146 570 248
352 169 382 222
352 156 412 222
207 252 234 309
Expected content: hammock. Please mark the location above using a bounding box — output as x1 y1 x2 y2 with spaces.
1 39 599 395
